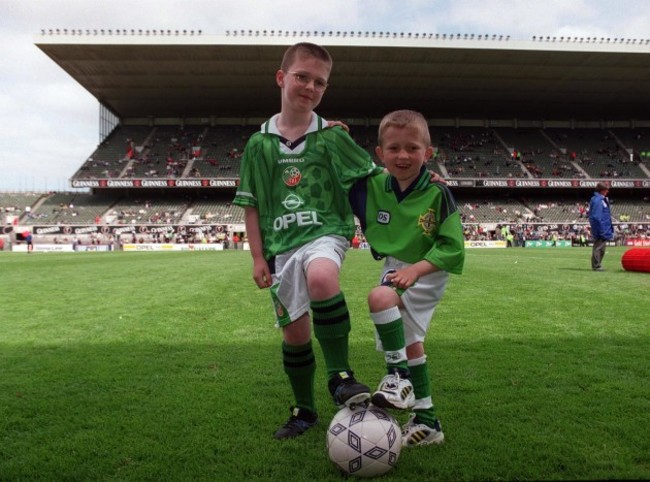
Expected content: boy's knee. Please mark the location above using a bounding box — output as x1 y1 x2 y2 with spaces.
367 286 398 312
283 313 311 345
307 264 341 299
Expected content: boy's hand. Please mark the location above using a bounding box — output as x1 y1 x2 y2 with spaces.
384 267 419 289
428 170 446 184
252 258 272 289
327 120 350 132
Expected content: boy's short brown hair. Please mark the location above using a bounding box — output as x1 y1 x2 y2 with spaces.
377 109 431 146
280 42 333 71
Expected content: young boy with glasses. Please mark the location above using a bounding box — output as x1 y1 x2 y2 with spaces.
233 42 383 439
349 110 465 446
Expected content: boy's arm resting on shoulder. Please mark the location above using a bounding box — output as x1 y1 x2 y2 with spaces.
326 120 350 132
428 171 446 184
244 206 272 289
325 127 384 187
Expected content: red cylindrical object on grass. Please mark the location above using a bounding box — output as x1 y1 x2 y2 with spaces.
621 248 650 273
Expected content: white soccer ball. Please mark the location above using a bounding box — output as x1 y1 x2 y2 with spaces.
327 405 402 478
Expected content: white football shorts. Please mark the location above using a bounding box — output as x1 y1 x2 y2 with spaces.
376 256 450 348
270 235 349 327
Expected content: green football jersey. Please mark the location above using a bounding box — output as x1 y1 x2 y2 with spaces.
233 113 382 260
350 168 465 274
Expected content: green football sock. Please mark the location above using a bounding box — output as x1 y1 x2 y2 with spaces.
370 307 408 371
282 340 316 413
312 293 351 378
409 356 438 427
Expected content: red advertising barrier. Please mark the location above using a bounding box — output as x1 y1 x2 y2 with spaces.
624 238 650 247
621 248 650 273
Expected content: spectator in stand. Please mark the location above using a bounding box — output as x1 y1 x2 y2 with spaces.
588 182 614 271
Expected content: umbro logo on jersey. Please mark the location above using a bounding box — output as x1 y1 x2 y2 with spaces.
377 210 390 224
277 158 305 164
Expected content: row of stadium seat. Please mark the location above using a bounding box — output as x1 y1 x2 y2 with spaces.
71 125 650 181
4 192 647 226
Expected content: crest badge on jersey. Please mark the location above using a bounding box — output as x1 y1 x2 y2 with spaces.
418 208 437 236
282 166 302 187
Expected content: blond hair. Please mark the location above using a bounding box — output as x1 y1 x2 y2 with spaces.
280 42 333 71
377 110 431 146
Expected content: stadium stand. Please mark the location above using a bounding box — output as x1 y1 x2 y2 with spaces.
9 189 646 229
433 127 525 178
456 195 532 224
610 199 650 223
0 192 45 218
190 199 245 224
120 125 201 179
74 126 154 179
609 128 650 164
181 125 254 178
495 128 584 179
457 195 649 225
67 124 650 183
21 192 115 225
5 34 646 253
105 197 189 225
549 128 646 179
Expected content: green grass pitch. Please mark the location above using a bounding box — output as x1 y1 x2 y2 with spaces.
0 247 648 481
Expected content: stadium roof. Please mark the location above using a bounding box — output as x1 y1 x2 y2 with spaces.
36 31 650 121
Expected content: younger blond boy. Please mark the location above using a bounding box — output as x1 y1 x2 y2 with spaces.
349 110 465 446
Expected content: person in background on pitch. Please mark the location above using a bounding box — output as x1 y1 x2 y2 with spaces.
232 42 386 440
588 181 614 271
25 231 34 253
349 110 465 446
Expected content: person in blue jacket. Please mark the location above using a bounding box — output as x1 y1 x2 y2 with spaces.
588 182 614 271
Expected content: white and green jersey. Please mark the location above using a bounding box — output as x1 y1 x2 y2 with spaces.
349 166 465 275
233 113 382 260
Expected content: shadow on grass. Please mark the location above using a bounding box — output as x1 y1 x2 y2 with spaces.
557 266 632 272
1 336 648 481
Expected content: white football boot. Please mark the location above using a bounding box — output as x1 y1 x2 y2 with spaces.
370 370 415 410
401 414 445 446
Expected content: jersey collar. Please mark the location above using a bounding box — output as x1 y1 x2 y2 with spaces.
262 113 326 136
386 165 429 201
260 113 326 151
